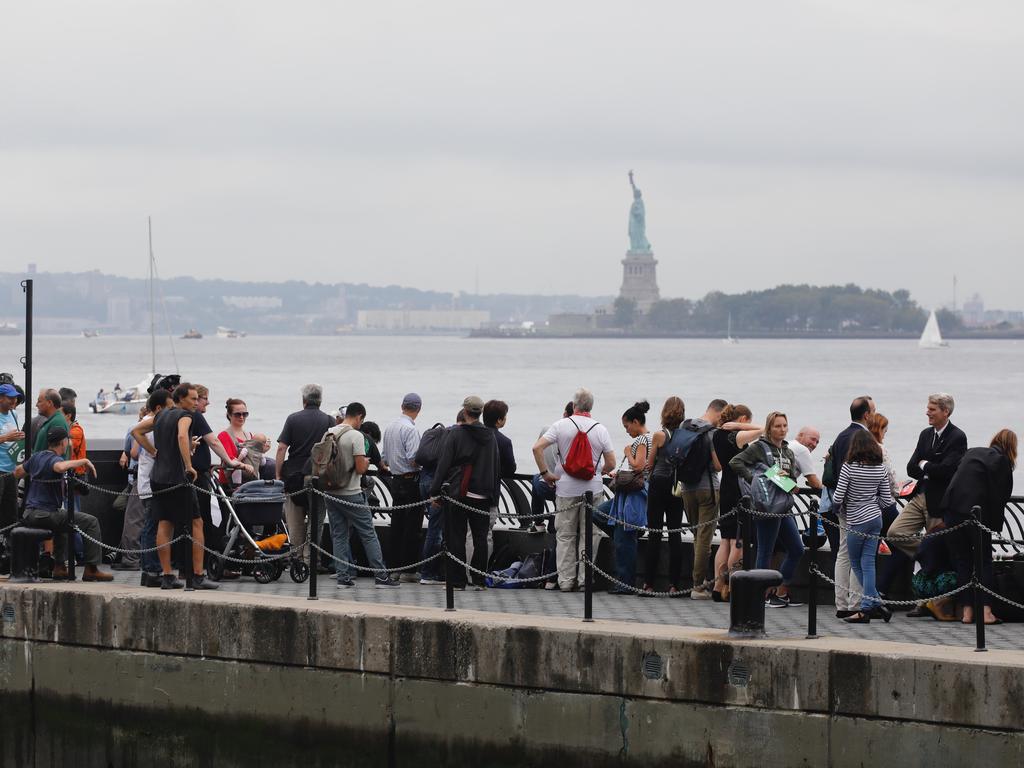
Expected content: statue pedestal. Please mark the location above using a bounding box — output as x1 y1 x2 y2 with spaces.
619 250 660 313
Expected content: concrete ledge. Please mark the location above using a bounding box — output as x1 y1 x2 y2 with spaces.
2 582 1023 737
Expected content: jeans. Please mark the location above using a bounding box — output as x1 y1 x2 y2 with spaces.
326 491 387 583
140 498 160 574
754 515 805 583
419 471 443 581
118 482 146 567
530 474 556 531
613 524 638 588
846 517 882 610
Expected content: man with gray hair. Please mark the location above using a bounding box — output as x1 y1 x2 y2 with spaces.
885 392 967 562
532 388 615 591
276 384 334 563
382 393 424 580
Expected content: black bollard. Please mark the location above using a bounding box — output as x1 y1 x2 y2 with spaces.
729 568 783 638
741 496 755 571
307 478 319 601
807 501 820 640
442 484 454 612
971 506 986 652
9 527 54 583
584 491 594 622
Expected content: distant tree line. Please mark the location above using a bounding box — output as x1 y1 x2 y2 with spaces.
619 284 963 334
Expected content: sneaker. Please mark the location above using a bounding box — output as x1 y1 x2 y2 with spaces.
374 575 400 588
336 579 355 589
160 574 184 590
419 576 445 585
141 571 162 588
690 586 712 600
765 594 790 608
543 580 558 590
399 572 420 583
472 584 487 591
191 574 220 590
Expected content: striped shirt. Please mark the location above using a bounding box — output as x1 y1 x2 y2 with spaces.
832 462 895 526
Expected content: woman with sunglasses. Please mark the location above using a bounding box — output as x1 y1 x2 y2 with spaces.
217 398 270 488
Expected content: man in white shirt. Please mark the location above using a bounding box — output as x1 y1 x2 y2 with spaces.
381 393 423 580
790 427 823 491
532 388 615 591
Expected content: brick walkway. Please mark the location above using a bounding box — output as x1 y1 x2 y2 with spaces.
107 570 1022 652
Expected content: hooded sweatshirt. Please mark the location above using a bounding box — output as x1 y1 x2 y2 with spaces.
429 421 501 502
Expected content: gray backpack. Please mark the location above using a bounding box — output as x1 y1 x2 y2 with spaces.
740 442 794 517
311 424 355 491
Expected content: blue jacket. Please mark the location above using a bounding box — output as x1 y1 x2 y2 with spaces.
608 484 648 529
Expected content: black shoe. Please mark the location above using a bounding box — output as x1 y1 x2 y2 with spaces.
906 604 930 618
835 610 857 619
765 594 790 608
140 571 162 588
191 574 220 590
843 612 871 624
160 574 184 590
869 605 893 623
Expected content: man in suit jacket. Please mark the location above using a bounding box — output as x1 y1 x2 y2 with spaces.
887 392 967 559
820 396 873 616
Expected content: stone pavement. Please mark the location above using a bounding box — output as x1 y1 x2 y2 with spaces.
104 570 1023 652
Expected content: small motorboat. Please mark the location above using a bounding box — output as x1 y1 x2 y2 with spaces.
182 328 203 339
89 378 148 415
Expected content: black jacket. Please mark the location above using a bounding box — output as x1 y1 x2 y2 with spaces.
906 422 968 515
491 428 517 478
823 422 869 490
940 446 1013 530
429 421 501 502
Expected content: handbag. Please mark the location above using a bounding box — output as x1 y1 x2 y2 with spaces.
613 465 645 493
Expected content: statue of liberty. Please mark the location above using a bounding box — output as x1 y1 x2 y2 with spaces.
627 170 652 252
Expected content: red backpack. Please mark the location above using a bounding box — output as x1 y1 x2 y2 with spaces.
561 417 599 480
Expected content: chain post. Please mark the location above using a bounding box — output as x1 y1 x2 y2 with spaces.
741 496 754 571
307 478 319 600
64 472 75 580
971 506 986 652
442 485 455 611
806 499 819 639
584 491 594 622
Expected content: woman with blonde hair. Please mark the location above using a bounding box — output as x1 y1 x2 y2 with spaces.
941 429 1017 624
729 411 804 608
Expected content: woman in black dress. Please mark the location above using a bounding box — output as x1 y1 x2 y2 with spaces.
710 404 763 600
941 428 1016 625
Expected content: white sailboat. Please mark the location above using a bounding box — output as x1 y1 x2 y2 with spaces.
918 310 949 349
89 218 178 414
723 312 739 345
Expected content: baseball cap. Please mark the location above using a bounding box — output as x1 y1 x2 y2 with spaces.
462 395 484 415
402 393 422 410
46 425 69 444
0 384 18 397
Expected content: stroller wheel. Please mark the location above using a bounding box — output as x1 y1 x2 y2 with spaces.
270 560 284 581
207 556 224 582
289 560 310 583
253 562 274 584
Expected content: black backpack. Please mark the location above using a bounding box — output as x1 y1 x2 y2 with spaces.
675 420 716 486
414 422 448 472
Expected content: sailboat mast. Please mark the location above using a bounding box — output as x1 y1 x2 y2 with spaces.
148 217 155 376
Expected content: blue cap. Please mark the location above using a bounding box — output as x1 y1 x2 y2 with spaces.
0 384 18 397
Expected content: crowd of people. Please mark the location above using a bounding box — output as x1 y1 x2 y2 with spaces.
0 377 1018 626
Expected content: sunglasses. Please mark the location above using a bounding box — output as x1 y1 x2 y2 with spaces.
231 411 249 418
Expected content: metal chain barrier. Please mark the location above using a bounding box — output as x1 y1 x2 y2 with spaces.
809 564 974 607
585 556 689 597
307 541 444 575
808 507 974 543
977 583 1024 613
74 526 188 556
588 501 737 534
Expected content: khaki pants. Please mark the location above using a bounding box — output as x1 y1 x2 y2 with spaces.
285 497 325 564
833 509 862 611
887 494 929 559
554 494 603 590
682 488 718 587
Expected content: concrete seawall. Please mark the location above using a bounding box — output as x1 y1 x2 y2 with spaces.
1 583 1022 767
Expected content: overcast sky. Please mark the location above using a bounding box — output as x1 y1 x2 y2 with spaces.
2 1 1023 309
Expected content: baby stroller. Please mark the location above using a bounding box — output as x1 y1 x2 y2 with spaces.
208 478 310 584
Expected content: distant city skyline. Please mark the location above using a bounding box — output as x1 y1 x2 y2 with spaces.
2 2 1023 309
